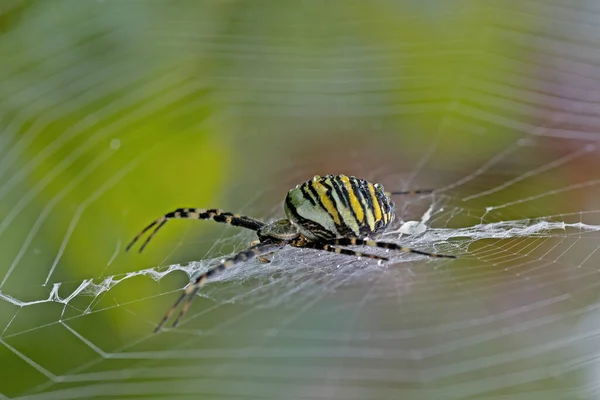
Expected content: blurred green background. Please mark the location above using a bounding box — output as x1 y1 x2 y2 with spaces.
2 1 600 399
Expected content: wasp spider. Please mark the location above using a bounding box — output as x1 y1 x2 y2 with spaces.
126 174 455 332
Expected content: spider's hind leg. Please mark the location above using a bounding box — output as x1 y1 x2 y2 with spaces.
297 241 389 262
327 238 456 259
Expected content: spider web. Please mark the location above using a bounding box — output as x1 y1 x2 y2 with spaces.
2 1 600 399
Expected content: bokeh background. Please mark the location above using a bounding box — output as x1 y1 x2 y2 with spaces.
2 1 600 399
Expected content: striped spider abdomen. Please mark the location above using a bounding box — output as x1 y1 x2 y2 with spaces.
284 174 395 241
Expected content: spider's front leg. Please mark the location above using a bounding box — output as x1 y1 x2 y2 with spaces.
154 239 286 333
249 240 273 263
126 208 266 253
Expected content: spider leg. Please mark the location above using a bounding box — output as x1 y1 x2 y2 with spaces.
248 240 272 262
154 239 286 333
126 208 266 253
299 241 389 262
325 238 456 259
387 189 434 196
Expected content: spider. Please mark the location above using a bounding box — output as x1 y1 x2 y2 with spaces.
126 174 455 332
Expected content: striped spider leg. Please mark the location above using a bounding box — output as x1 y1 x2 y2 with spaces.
321 237 456 259
154 239 286 332
299 241 390 262
126 208 266 253
387 189 435 196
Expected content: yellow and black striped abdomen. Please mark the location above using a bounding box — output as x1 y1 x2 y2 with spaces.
284 174 395 241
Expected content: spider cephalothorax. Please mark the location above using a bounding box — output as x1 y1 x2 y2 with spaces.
257 218 299 241
126 174 455 332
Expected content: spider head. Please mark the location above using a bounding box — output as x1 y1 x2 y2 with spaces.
257 218 300 242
